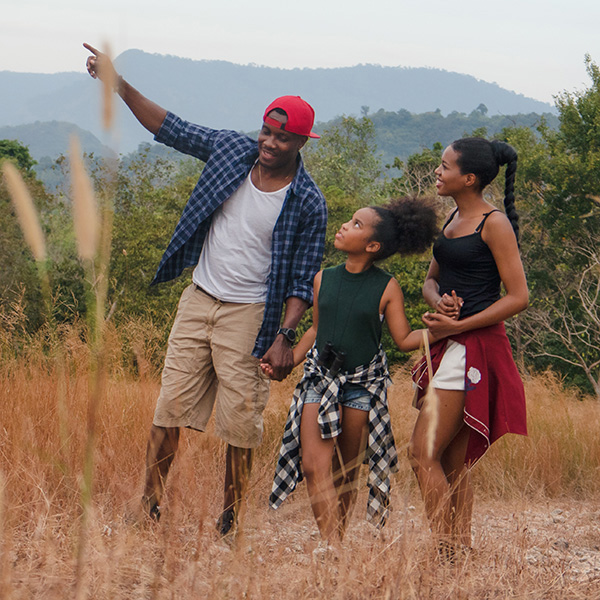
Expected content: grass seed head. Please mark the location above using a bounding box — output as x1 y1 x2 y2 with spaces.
70 136 99 261
2 161 47 262
102 42 115 131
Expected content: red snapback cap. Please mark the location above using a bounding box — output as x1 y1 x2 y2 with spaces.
263 95 320 139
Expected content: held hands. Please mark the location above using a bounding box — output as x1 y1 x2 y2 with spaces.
435 290 463 319
422 290 463 338
83 43 118 84
422 312 460 338
260 362 274 378
260 335 294 381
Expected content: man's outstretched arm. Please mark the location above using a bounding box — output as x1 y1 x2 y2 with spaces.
83 43 167 135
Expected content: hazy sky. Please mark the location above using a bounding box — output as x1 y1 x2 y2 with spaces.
3 0 598 105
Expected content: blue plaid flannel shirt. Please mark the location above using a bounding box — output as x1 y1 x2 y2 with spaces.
152 112 327 357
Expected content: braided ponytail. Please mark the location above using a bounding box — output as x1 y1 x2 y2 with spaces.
491 140 519 241
451 137 520 241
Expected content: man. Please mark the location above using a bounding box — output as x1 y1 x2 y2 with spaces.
83 44 327 537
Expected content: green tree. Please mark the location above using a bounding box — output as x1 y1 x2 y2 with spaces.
475 103 488 116
538 54 600 236
108 150 201 330
506 56 600 395
303 116 383 199
386 142 443 197
0 139 37 172
0 140 50 331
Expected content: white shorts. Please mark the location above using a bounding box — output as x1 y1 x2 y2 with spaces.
430 340 466 391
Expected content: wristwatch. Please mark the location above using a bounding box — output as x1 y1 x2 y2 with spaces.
277 327 296 344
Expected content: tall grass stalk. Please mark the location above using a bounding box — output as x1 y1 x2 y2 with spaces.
101 43 116 132
2 161 51 317
1 160 70 472
2 162 46 262
1 156 70 504
70 137 99 262
420 330 439 459
69 129 115 598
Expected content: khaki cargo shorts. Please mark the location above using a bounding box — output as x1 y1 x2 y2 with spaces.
153 284 270 448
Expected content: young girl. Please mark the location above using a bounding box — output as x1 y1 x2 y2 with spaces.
267 197 440 547
409 137 529 561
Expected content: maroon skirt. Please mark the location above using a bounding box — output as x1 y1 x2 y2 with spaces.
412 322 527 464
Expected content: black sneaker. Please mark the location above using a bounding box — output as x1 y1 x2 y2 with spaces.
141 496 161 522
216 508 236 538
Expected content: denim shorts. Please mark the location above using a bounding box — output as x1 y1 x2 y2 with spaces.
304 381 372 412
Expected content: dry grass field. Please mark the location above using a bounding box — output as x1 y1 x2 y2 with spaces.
1 323 600 599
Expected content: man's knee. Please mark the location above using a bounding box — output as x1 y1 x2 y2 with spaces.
148 425 180 455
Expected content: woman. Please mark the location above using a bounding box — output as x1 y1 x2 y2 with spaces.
410 137 528 562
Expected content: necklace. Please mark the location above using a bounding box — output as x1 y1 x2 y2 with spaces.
255 162 294 192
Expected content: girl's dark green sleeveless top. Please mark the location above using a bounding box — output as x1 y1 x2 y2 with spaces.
315 264 392 371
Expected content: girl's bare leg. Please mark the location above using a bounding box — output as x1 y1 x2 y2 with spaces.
300 403 337 541
408 389 467 540
332 406 369 539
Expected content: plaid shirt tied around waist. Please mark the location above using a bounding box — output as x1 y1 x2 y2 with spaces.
151 112 327 357
270 345 399 527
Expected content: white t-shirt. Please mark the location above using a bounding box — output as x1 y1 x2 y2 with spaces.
193 171 289 302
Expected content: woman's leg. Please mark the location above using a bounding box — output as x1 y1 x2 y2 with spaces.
331 406 369 539
300 403 337 541
441 424 473 548
407 389 466 540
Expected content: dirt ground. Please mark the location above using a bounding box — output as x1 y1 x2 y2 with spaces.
240 493 600 580
159 484 600 599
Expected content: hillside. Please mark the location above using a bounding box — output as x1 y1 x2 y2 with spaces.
0 49 555 154
368 108 558 165
0 121 113 160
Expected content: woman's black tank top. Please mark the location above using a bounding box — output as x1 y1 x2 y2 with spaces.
433 209 501 319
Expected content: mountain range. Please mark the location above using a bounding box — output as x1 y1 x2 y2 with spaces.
0 49 555 159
